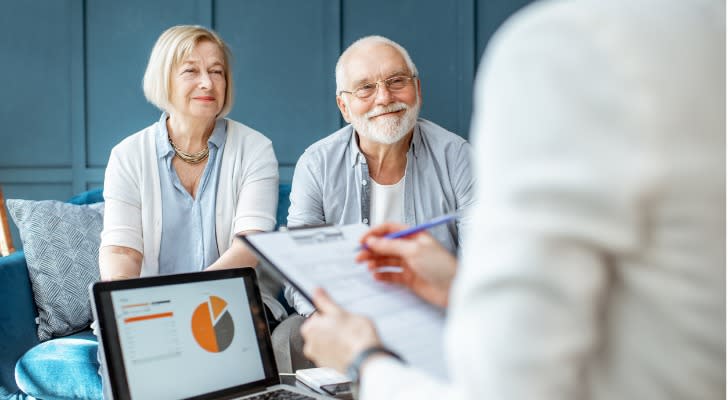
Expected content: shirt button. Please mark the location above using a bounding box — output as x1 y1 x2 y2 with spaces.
361 179 367 186
362 218 369 224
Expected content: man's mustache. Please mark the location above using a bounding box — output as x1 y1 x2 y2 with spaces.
365 103 408 119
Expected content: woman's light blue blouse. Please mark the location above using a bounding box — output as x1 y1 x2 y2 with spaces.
155 114 227 274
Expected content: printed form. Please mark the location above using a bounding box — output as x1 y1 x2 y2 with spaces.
244 224 447 379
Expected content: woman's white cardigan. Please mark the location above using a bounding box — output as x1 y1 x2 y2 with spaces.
100 119 279 277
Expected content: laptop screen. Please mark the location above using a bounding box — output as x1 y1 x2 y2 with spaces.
92 268 279 400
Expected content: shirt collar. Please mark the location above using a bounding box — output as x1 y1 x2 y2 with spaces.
347 125 363 167
207 118 227 149
155 113 227 160
347 119 423 167
156 113 174 160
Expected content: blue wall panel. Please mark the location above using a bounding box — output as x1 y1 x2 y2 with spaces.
0 1 73 168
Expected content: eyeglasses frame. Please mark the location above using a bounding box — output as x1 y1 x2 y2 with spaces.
338 74 418 100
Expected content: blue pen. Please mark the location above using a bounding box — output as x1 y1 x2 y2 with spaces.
358 213 459 251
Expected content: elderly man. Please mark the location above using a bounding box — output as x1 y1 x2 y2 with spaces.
271 35 475 372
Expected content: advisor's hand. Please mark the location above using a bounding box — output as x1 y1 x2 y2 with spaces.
301 289 381 373
356 223 457 308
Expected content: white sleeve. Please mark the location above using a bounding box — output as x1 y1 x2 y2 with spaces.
361 358 459 399
283 284 315 316
232 137 279 233
100 146 143 253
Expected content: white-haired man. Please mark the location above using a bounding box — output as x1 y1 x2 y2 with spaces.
271 36 475 372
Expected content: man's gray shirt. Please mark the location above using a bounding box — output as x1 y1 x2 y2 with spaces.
286 118 475 314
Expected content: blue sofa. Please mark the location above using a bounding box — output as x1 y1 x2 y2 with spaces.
0 185 292 399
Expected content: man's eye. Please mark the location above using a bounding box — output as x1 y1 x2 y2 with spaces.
360 83 376 91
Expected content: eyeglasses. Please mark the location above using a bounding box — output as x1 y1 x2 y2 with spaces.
339 75 417 99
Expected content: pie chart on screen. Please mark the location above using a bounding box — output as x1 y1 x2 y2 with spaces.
191 295 235 352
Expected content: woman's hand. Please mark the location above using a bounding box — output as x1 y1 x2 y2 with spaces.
356 223 457 308
205 231 260 271
301 288 381 373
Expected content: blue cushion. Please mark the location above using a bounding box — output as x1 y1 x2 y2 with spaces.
15 330 101 400
67 188 104 206
277 183 291 229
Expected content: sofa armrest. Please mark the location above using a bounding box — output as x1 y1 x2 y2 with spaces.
0 251 39 396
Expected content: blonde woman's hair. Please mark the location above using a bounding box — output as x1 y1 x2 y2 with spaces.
143 25 234 118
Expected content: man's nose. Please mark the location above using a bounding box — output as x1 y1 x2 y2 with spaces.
373 82 394 105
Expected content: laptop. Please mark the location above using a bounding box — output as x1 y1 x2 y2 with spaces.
91 268 328 400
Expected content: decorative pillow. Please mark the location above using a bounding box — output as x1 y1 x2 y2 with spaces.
6 199 103 341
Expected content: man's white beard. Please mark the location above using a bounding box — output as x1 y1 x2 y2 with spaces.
349 98 420 145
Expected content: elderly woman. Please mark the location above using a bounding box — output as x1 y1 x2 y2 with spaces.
95 24 282 398
100 25 278 281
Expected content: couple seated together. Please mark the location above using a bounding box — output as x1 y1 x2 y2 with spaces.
98 23 475 391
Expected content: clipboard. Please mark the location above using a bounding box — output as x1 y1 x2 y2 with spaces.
237 223 448 379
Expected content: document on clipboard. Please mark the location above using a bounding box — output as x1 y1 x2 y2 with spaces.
239 223 447 379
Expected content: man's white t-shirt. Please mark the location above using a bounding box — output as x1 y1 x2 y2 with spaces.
369 175 405 226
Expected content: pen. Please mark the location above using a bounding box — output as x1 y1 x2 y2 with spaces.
358 213 459 250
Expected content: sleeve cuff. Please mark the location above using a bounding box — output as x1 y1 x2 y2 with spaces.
100 228 143 254
234 215 276 234
284 284 315 316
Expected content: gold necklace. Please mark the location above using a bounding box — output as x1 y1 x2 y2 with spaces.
168 135 209 164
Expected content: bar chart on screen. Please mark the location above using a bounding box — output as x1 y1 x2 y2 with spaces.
118 299 182 363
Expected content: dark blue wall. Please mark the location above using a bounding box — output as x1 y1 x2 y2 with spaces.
0 0 531 247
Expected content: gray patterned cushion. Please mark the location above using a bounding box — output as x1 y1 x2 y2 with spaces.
6 199 103 341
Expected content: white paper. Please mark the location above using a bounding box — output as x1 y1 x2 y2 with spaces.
295 367 350 393
246 224 447 379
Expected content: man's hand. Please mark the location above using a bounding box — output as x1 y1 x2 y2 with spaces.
356 223 457 308
300 288 381 373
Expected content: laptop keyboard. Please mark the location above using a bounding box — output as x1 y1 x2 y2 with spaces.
243 388 317 400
